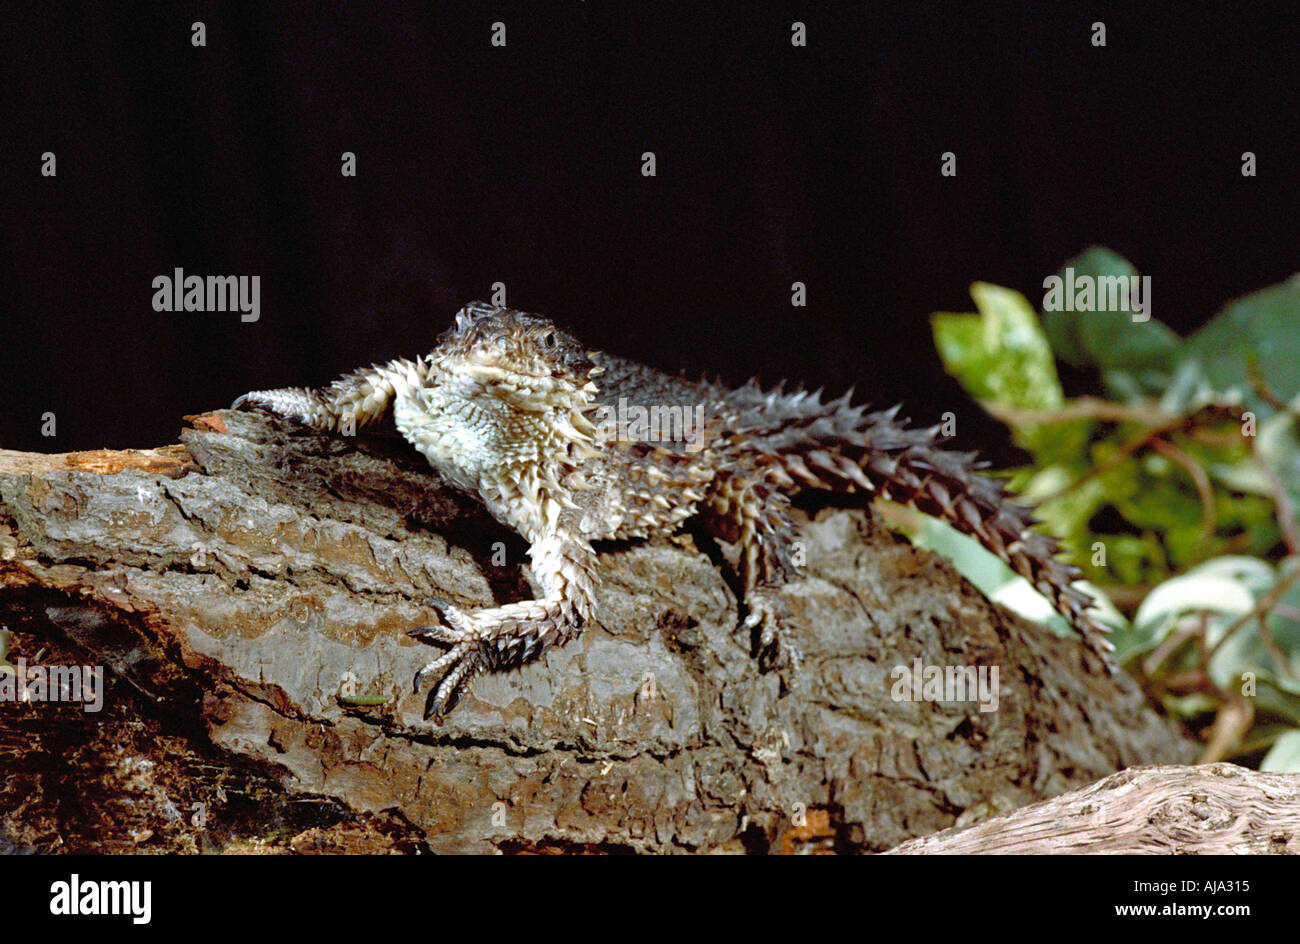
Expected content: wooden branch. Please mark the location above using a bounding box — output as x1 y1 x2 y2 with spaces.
981 395 1180 428
0 411 1197 853
885 763 1300 854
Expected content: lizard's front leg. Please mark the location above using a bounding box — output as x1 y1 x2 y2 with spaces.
232 357 428 431
411 530 598 720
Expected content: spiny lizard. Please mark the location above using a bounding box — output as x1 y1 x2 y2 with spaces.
233 301 1113 720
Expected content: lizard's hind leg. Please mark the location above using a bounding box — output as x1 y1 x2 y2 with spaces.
701 468 803 672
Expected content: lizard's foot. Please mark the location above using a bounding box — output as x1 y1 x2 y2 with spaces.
409 602 491 722
408 594 578 721
742 591 801 676
229 387 331 428
230 390 286 412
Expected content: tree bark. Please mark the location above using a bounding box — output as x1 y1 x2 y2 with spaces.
0 411 1198 853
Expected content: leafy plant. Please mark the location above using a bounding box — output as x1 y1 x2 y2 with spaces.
924 249 1300 770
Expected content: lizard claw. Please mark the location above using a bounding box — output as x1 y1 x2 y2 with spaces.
408 625 458 645
413 640 488 720
231 391 275 411
408 600 465 646
743 592 801 676
409 602 490 717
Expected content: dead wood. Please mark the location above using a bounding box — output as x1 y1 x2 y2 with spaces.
0 411 1197 853
885 763 1300 854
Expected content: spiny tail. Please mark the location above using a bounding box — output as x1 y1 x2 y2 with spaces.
732 386 1115 671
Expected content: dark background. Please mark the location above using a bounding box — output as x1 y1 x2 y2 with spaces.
3 1 1297 462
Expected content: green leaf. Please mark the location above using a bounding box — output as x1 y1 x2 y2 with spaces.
1261 729 1300 773
1021 467 1108 541
1182 275 1300 417
908 513 1127 639
1186 556 1279 595
1157 359 1221 415
1256 412 1300 525
1135 573 1254 634
910 513 1069 633
931 282 1064 412
1161 693 1220 719
1256 676 1300 726
1043 247 1136 366
911 513 1019 597
1042 247 1181 392
1205 559 1300 689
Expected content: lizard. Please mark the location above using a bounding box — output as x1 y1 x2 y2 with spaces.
233 300 1113 721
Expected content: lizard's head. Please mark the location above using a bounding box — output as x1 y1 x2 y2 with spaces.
431 302 602 412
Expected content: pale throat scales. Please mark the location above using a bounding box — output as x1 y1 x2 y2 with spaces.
392 366 585 540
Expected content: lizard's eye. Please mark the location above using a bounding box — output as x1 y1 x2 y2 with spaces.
541 332 556 348
496 336 509 351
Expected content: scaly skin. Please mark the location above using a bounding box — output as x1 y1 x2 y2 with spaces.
234 301 1113 720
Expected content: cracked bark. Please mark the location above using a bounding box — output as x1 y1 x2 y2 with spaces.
0 411 1198 853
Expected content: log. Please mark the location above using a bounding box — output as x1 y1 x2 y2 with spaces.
0 411 1197 853
885 763 1300 854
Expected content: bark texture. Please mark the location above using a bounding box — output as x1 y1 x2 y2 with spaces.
0 411 1197 853
886 763 1300 854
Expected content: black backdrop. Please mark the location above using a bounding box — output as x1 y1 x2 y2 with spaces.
3 1 1297 462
